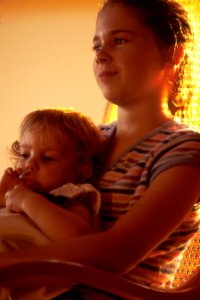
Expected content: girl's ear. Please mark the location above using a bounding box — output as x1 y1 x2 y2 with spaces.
172 44 184 66
164 44 184 69
76 162 93 183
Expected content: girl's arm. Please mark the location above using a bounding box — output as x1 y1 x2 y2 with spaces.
5 184 91 242
1 164 200 273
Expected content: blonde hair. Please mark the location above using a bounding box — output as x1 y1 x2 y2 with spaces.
11 108 102 183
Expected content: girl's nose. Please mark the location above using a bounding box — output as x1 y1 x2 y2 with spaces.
95 47 111 64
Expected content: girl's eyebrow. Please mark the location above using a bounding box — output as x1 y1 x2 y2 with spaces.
93 29 135 42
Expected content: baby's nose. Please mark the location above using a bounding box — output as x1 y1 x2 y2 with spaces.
25 158 37 171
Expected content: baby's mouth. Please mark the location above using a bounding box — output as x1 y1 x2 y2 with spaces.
24 179 37 189
18 171 39 191
18 169 30 179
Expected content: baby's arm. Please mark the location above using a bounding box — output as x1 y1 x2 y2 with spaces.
5 184 92 242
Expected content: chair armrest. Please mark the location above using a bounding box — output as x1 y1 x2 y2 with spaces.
0 260 199 300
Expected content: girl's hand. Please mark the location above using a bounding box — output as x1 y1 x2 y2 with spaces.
0 168 22 206
5 184 34 213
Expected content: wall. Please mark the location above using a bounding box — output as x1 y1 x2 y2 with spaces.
0 0 105 174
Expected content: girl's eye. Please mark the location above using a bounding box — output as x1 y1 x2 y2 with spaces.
115 38 126 45
92 44 102 53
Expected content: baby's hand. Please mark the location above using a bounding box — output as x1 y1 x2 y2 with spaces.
0 168 22 206
5 184 34 213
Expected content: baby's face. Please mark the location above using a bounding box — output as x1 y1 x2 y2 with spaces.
17 128 79 193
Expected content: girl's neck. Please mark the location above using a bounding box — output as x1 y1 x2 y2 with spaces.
115 85 172 135
105 106 172 168
116 102 172 138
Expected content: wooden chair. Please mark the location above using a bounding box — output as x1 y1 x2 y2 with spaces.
0 231 199 299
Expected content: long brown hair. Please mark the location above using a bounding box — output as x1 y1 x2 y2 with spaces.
100 0 195 120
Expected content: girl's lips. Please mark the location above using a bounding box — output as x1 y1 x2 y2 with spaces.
98 71 118 79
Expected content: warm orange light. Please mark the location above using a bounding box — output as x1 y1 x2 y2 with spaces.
175 0 200 131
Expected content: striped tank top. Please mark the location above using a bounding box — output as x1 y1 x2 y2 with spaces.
98 120 200 288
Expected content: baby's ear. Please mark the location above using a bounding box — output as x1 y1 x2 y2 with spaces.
77 162 93 183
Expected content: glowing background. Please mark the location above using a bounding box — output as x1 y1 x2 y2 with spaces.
0 0 105 173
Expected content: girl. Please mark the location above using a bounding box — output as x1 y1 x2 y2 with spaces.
0 0 200 297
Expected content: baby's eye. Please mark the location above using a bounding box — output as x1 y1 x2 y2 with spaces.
42 156 55 162
19 152 29 160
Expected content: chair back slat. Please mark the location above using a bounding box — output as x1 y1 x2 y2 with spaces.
172 230 200 287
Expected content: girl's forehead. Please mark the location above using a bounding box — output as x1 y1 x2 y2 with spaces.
97 3 143 24
96 3 148 35
95 3 156 44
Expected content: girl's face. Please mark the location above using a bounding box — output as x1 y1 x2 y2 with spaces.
17 127 80 193
93 3 168 108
